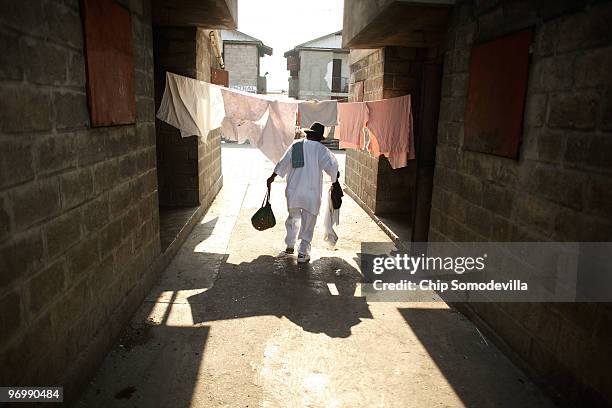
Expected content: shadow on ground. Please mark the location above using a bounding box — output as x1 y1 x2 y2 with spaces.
188 255 373 338
398 307 557 408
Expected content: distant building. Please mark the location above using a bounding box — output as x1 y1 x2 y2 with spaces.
284 30 349 101
221 30 272 94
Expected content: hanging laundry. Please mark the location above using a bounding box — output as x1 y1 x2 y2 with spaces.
156 72 224 140
220 88 269 144
259 99 299 163
298 100 338 127
367 128 414 169
335 102 369 150
157 72 298 164
365 94 414 169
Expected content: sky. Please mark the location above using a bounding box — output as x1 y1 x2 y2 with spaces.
236 0 344 92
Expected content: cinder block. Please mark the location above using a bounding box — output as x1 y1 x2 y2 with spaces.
22 40 68 85
54 91 89 130
44 0 83 49
0 86 52 133
121 207 140 236
556 3 612 53
0 291 22 348
28 260 66 315
109 183 133 216
93 159 119 195
118 154 138 181
528 164 585 211
99 218 122 257
12 178 61 231
536 130 563 163
60 168 94 210
0 31 23 80
0 229 44 288
0 136 35 189
548 92 598 130
584 175 612 218
67 52 86 87
82 195 110 234
36 133 78 176
45 209 82 259
534 20 557 57
66 236 99 282
574 48 612 89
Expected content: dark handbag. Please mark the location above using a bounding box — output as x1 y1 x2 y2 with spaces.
331 180 343 210
251 187 276 231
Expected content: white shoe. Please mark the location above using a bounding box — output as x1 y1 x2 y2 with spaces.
297 253 310 263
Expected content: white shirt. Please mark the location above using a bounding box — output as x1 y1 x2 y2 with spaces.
274 139 339 216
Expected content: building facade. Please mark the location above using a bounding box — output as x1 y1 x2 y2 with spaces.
0 0 236 401
342 0 612 405
285 31 349 101
221 30 272 94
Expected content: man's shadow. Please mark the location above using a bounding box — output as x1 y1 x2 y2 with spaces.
187 255 373 338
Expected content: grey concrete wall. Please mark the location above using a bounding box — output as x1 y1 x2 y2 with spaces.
0 0 161 399
224 43 259 92
154 27 199 206
195 29 223 208
431 1 612 405
345 47 424 216
345 50 384 212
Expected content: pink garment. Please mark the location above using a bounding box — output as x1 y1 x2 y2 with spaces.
220 88 269 144
335 102 369 150
365 94 412 154
220 88 297 163
365 95 413 169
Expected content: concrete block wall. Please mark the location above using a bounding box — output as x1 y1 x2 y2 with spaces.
430 0 612 404
345 47 427 216
0 0 161 398
154 27 200 206
196 29 223 207
345 50 383 212
224 43 258 90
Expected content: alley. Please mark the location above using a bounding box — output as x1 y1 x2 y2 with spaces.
76 145 554 408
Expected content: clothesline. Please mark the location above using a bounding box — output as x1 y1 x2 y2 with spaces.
156 72 414 168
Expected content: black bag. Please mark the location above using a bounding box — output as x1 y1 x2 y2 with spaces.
251 187 276 231
331 181 344 210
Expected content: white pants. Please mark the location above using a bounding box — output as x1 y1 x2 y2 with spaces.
285 208 317 255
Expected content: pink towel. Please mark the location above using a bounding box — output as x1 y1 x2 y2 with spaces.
365 95 413 169
365 95 412 154
336 102 369 150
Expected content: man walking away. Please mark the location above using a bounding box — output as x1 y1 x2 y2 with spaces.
267 122 339 263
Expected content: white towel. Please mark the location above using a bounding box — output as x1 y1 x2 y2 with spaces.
156 72 224 141
299 100 338 127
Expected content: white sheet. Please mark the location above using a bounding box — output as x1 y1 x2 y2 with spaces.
156 72 224 140
298 100 338 127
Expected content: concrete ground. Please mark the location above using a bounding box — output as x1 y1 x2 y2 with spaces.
77 145 555 408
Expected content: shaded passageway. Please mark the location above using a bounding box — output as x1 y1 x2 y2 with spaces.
76 145 555 407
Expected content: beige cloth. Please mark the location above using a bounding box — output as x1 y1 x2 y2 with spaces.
157 72 298 163
336 102 369 150
156 72 224 140
298 100 338 127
